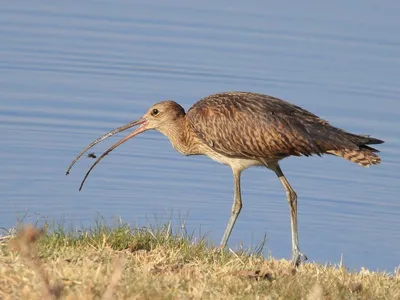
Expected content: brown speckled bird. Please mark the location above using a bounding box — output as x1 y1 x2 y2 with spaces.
66 91 384 266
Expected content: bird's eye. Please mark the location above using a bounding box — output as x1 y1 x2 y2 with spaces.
151 108 159 116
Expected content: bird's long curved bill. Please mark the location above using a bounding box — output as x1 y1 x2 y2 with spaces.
65 118 148 191
66 119 146 175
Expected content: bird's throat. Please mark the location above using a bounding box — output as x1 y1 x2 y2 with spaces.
159 118 201 156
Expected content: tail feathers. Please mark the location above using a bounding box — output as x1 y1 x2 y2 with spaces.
327 149 381 167
326 132 384 166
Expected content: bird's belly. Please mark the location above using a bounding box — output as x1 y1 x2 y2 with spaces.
205 151 263 170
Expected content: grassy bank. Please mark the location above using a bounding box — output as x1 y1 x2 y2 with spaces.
0 222 399 299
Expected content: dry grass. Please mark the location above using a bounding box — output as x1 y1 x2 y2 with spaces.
0 222 399 300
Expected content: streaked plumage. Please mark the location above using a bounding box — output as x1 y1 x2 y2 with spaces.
187 92 382 166
66 91 384 266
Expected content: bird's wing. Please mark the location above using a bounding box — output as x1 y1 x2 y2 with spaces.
187 92 357 159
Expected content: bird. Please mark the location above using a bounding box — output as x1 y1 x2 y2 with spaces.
66 91 384 266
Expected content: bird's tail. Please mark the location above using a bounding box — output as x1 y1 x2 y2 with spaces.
326 135 384 167
327 148 381 167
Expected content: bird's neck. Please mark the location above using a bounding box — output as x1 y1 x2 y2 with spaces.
159 118 201 156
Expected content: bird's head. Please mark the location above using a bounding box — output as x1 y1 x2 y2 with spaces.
66 100 186 190
139 101 186 132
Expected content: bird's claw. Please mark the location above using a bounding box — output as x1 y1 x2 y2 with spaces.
291 250 308 267
213 244 227 253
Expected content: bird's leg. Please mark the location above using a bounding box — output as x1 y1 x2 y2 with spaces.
273 164 307 266
219 168 243 248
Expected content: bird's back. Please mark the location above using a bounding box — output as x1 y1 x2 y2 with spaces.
187 92 383 166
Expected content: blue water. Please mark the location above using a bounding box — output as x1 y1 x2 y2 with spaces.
1 1 399 271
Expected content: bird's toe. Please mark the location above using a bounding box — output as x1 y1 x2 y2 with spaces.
291 250 308 267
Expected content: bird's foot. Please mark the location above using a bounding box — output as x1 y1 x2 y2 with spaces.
291 249 308 267
214 244 227 252
213 243 232 254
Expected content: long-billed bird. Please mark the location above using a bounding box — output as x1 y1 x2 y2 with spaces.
66 91 384 266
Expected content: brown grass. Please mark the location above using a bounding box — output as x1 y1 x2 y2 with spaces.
0 223 399 299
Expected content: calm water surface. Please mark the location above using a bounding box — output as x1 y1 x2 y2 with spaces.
1 1 400 271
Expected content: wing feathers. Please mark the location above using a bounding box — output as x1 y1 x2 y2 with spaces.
187 92 383 163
